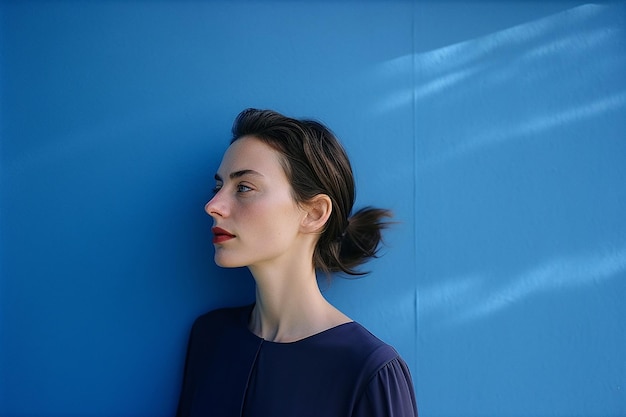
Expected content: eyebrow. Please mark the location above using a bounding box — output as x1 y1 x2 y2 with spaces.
214 169 264 181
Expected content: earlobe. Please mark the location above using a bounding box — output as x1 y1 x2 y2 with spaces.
301 194 332 234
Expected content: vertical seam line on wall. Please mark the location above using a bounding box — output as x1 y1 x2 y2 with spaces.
411 0 419 382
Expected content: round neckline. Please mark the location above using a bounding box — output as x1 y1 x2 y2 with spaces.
241 304 357 345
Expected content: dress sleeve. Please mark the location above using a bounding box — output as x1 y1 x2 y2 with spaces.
352 357 418 417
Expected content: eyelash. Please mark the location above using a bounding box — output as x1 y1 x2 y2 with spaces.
211 183 252 194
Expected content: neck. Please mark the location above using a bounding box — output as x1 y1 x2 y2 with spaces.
248 263 350 343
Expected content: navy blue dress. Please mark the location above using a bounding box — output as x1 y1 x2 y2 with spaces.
176 305 417 417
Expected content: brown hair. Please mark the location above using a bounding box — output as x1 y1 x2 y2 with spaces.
231 108 391 276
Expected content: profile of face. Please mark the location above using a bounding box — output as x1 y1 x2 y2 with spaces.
204 136 307 270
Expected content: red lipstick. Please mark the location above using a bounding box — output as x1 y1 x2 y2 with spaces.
212 227 235 244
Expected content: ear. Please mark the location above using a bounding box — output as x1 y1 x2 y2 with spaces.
300 194 332 234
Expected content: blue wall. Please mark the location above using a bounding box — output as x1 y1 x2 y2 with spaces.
1 1 624 416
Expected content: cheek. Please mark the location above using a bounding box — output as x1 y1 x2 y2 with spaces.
234 197 265 220
238 196 300 234
229 200 274 238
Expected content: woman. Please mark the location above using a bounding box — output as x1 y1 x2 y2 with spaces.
176 109 417 417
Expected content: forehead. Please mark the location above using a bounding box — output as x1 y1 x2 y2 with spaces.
217 136 286 177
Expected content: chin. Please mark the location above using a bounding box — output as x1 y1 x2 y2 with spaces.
213 254 245 268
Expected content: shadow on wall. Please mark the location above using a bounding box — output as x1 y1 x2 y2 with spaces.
376 4 626 137
420 245 626 326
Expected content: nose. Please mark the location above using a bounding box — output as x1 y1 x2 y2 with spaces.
204 192 227 218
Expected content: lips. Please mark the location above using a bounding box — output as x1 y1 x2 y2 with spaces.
212 227 235 244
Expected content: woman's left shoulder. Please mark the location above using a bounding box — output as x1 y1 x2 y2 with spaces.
330 322 403 371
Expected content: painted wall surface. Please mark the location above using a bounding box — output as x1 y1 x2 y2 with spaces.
1 1 624 417
413 3 626 416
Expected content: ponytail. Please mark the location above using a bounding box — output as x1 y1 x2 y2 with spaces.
317 207 392 276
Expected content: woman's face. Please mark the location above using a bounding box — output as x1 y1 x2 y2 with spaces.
205 136 306 269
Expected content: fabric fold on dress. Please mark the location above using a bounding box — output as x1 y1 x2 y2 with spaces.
352 357 418 416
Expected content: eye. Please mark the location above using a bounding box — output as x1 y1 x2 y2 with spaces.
237 184 253 193
212 184 223 194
